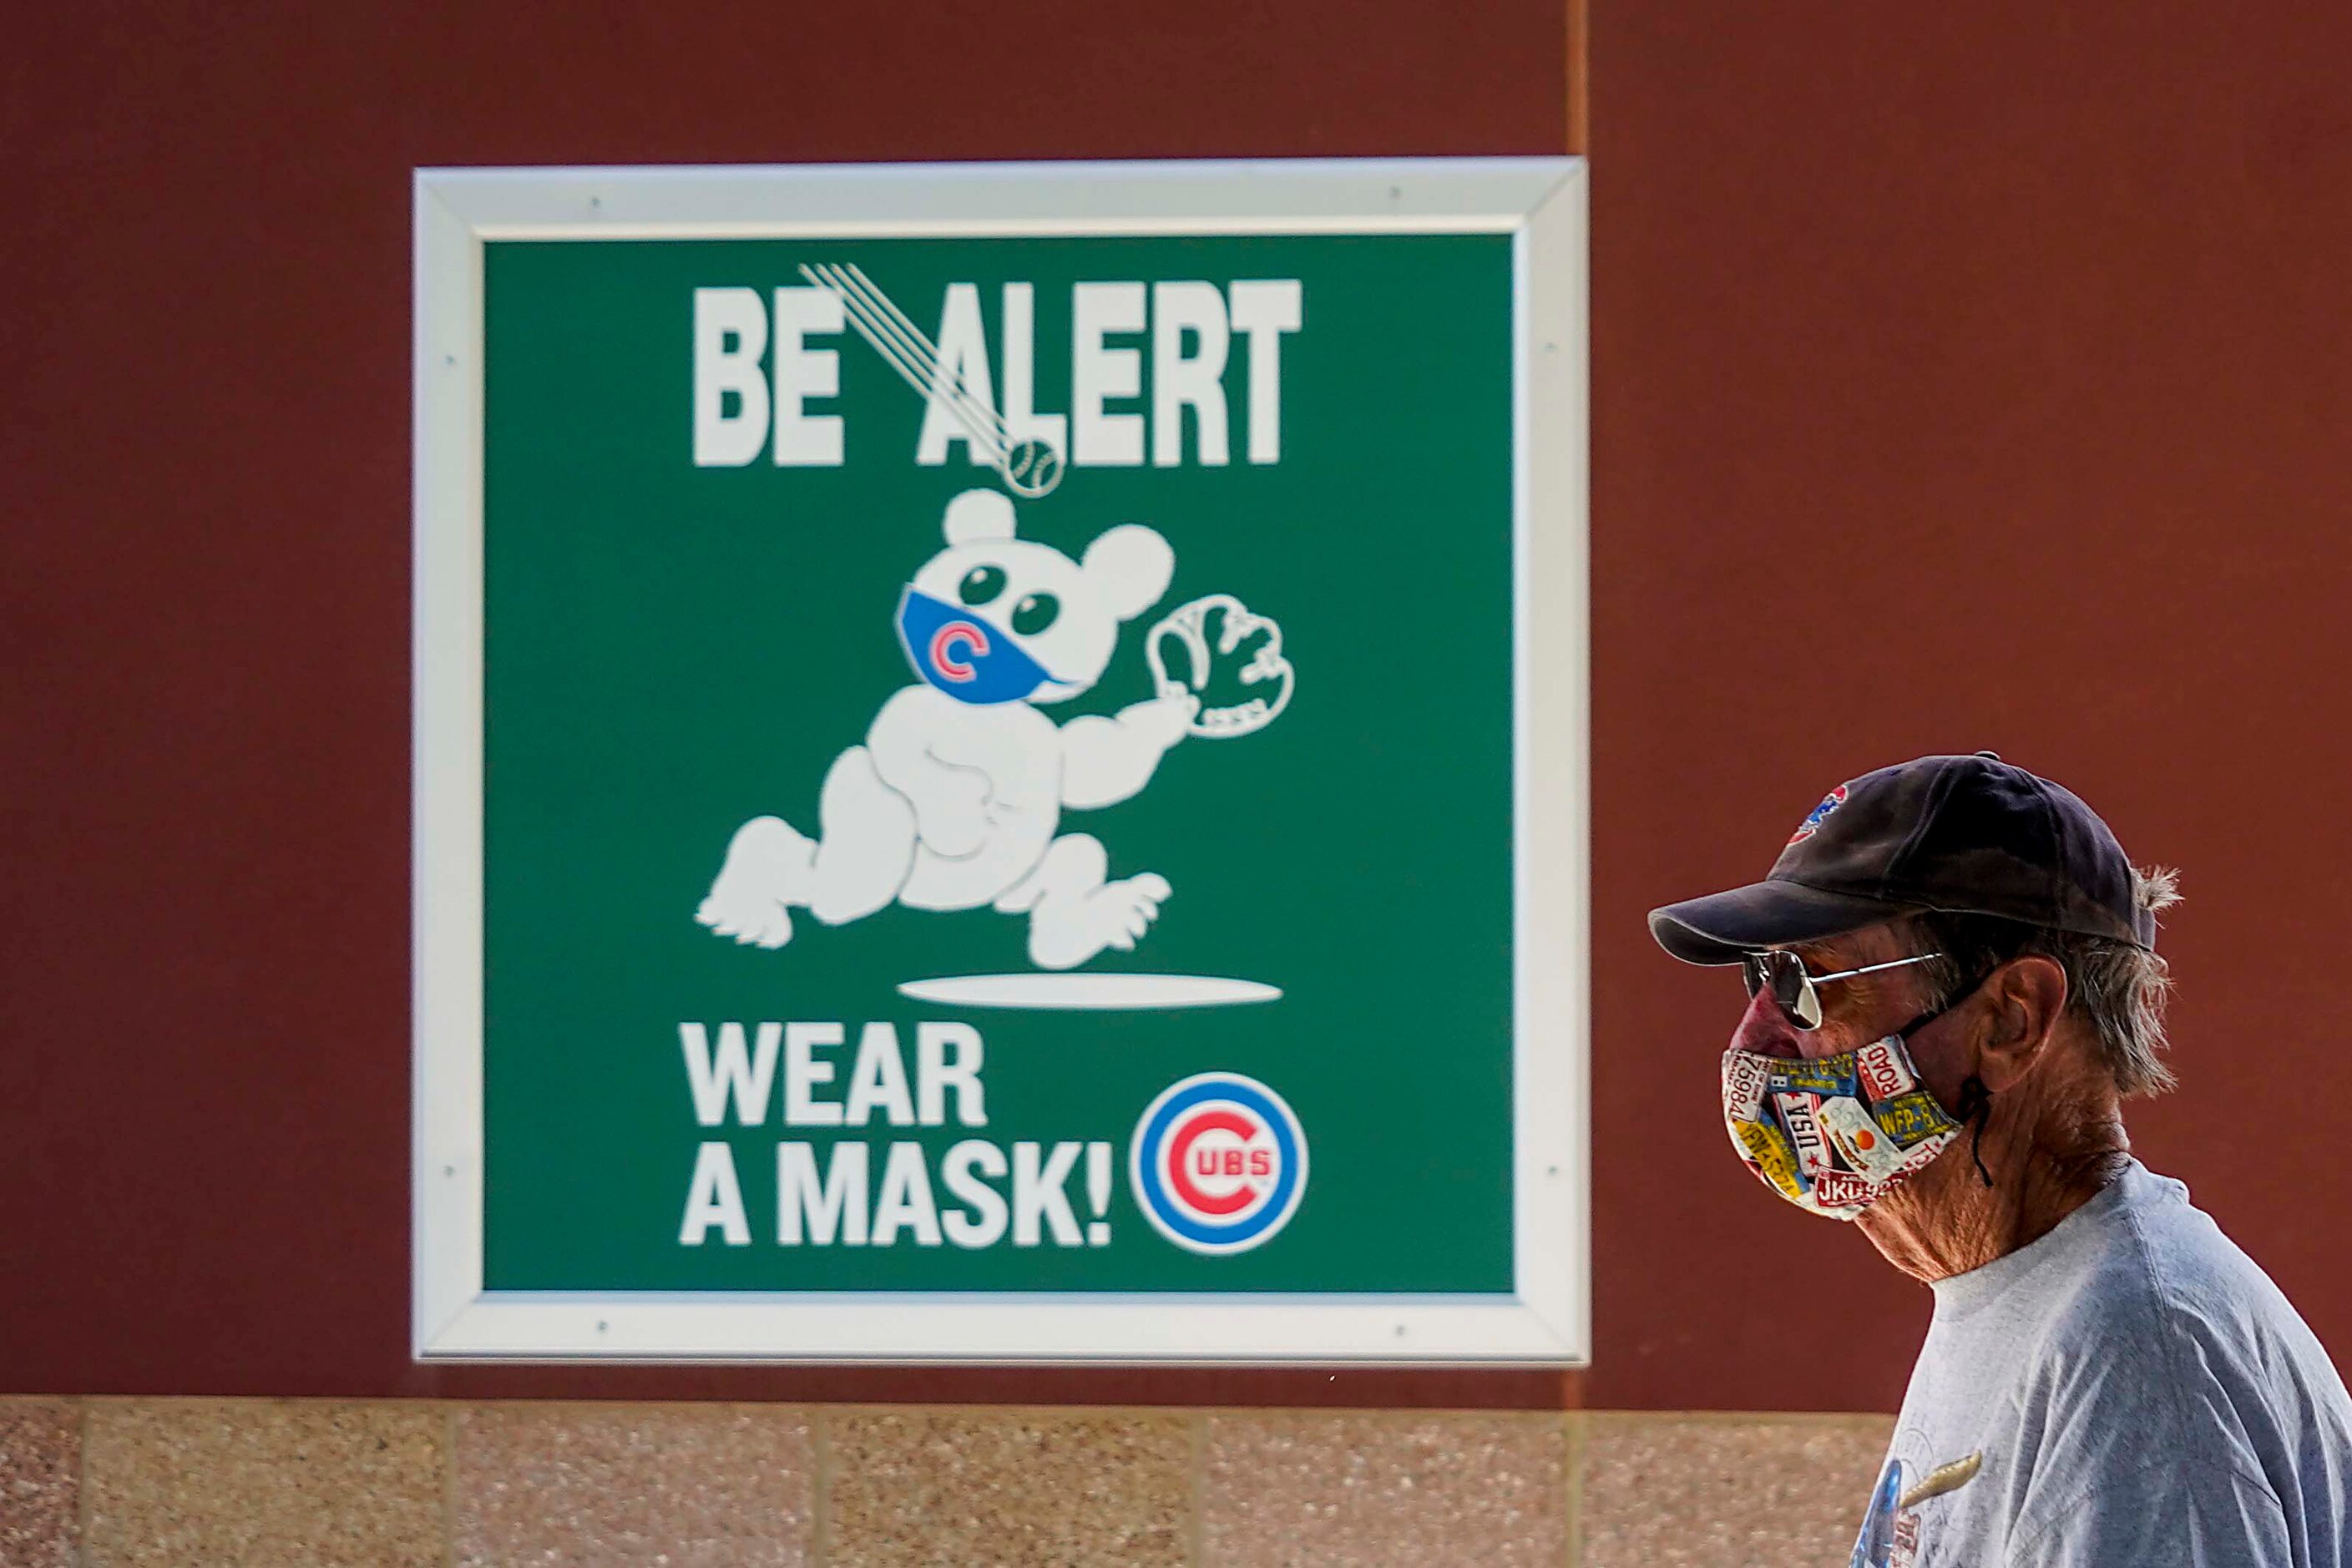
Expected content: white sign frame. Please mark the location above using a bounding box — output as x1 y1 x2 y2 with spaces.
413 157 1589 1364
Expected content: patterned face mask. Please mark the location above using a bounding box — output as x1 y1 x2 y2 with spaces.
1721 1032 1965 1220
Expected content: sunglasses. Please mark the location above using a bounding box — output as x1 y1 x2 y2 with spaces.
1740 948 1945 1030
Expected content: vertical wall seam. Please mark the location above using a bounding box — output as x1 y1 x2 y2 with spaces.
1187 1411 1206 1568
443 1403 460 1568
810 1404 831 1568
1562 1410 1585 1568
74 1398 92 1568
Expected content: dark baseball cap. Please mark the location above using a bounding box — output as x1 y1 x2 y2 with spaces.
1648 752 2155 965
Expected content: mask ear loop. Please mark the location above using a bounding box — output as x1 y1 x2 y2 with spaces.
1953 1075 1995 1188
1892 1003 1997 1191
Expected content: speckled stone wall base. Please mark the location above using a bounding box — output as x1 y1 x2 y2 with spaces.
0 1398 1894 1565
0 1402 79 1568
1203 1412 1570 1566
454 1404 815 1567
829 1409 1191 1566
1579 1413 1897 1567
80 1401 445 1568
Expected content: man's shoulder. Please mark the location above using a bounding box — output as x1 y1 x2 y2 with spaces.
2022 1165 2339 1440
1992 1166 2352 1558
2078 1165 2311 1353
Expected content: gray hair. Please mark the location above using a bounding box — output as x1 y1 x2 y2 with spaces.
1908 866 2183 1097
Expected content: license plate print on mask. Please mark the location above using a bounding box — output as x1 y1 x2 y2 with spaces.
1720 1034 1963 1221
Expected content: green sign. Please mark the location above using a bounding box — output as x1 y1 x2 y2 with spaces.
414 160 1589 1363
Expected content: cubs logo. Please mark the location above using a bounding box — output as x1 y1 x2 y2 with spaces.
928 618 989 683
1788 783 1849 846
1130 1072 1308 1255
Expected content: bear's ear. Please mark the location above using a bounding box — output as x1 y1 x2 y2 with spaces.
1081 524 1175 622
943 488 1017 546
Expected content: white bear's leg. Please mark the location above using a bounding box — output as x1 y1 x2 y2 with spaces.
695 748 917 948
695 815 814 948
996 833 1171 970
806 745 918 926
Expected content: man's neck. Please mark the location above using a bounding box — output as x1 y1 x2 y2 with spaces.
1858 1100 2132 1285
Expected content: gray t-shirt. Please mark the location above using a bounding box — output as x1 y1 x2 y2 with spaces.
1852 1160 2352 1567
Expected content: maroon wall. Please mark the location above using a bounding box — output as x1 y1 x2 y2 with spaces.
6 0 2347 1410
0 0 1571 1409
1591 1 2352 1409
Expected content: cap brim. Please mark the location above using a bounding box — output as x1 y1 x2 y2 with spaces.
1647 879 1924 965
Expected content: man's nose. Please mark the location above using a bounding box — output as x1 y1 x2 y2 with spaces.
1729 983 1807 1060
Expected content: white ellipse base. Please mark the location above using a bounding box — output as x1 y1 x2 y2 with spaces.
895 973 1283 1010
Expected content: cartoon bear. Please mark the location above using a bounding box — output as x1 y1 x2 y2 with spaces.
695 488 1200 969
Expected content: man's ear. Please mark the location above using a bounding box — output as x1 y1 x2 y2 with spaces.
1975 955 2070 1092
1081 524 1175 622
944 488 1017 545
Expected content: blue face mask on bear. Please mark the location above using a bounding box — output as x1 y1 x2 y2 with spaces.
895 587 1057 706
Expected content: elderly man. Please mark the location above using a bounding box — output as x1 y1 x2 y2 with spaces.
1650 753 2352 1568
